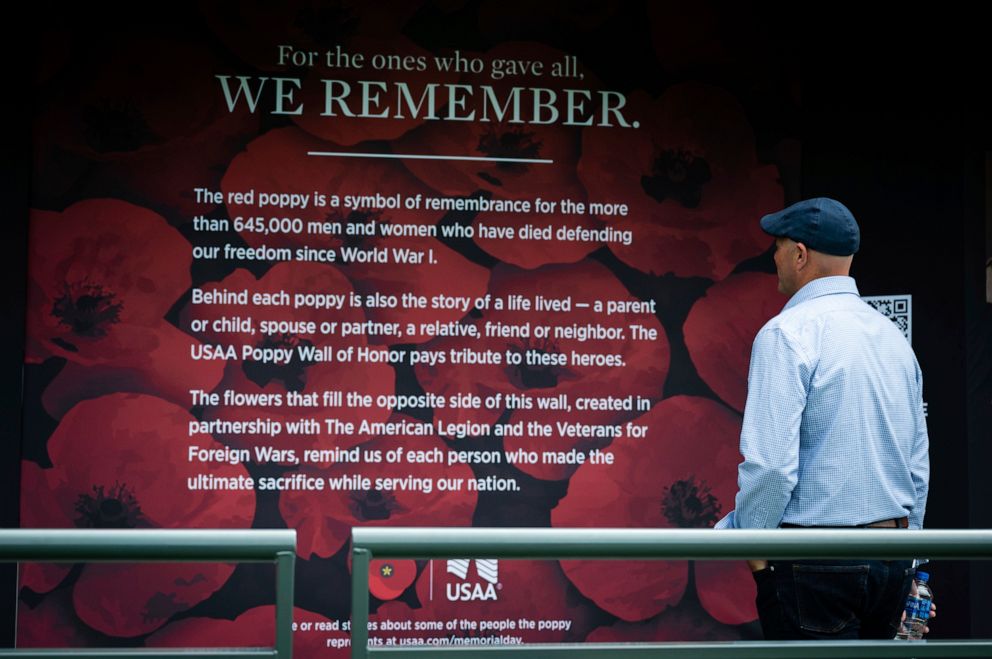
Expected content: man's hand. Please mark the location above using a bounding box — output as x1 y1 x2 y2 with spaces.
747 559 768 572
901 579 937 635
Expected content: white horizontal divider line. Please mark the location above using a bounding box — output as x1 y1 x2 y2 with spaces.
307 150 554 164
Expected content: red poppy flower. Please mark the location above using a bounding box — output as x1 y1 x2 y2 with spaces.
31 39 257 217
694 559 757 626
40 322 226 420
147 605 340 656
280 419 478 559
551 396 747 622
578 84 783 280
391 42 606 268
415 261 669 480
187 262 394 457
374 559 597 644
683 272 782 412
20 394 255 637
26 199 224 415
28 200 188 358
397 109 585 201
369 559 418 601
396 43 589 199
17 588 101 648
586 599 740 643
18 562 71 595
221 126 490 342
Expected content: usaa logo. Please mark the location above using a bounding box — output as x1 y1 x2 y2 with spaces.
445 559 499 602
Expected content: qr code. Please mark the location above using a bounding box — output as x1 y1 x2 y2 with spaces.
862 295 912 345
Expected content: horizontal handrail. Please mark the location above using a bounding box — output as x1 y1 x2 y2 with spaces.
2 529 296 659
350 527 992 659
352 527 992 560
0 528 296 561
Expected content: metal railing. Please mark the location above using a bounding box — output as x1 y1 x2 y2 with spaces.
0 529 296 658
351 527 992 658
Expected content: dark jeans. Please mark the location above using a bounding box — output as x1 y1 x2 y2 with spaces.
753 559 915 640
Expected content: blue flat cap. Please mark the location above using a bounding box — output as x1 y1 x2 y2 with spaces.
760 197 860 256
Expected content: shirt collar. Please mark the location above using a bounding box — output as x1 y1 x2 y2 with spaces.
783 275 860 311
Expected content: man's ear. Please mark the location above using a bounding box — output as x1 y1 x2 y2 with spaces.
794 242 809 270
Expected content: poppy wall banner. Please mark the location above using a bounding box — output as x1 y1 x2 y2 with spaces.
20 2 800 653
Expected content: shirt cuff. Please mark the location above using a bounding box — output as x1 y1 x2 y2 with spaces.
714 511 736 529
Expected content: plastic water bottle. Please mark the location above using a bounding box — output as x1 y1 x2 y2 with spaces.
896 571 932 639
908 571 933 640
896 590 921 640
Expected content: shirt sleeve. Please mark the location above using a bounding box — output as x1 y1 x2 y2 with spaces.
908 361 930 529
728 326 811 529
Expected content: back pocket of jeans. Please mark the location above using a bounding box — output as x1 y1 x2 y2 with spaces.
792 564 869 634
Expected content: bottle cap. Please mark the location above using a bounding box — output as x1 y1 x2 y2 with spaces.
916 571 929 581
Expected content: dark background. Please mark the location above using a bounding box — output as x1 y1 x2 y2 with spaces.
2 2 989 644
800 7 992 640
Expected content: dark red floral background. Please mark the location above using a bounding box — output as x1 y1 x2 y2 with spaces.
20 1 798 653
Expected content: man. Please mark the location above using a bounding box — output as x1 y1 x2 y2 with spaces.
715 197 930 640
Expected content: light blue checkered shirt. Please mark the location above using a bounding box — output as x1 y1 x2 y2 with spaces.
716 276 929 529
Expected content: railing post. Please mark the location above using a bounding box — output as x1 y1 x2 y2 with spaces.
351 546 372 659
274 549 295 659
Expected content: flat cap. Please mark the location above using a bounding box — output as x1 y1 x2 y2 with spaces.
760 197 860 256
